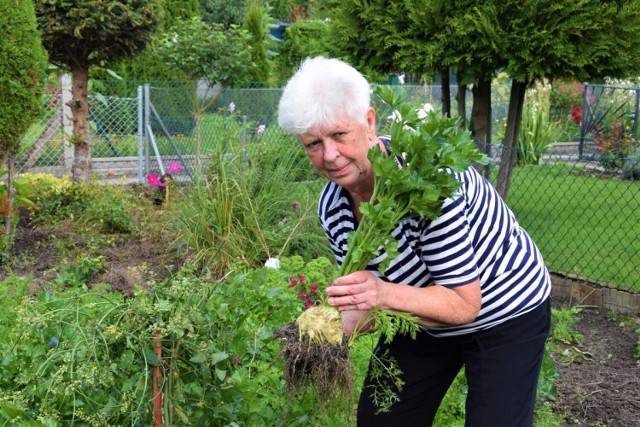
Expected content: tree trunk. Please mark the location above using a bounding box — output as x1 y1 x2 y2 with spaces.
471 77 492 179
441 68 451 117
495 79 528 201
456 78 466 130
2 157 15 243
69 65 92 183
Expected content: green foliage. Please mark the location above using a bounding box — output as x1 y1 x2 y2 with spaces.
0 0 48 158
158 18 254 90
371 309 420 345
516 84 559 166
35 0 161 70
549 80 584 125
53 255 107 286
594 118 635 172
0 257 357 425
622 147 640 180
170 134 330 277
273 20 335 81
200 0 248 27
24 174 137 234
323 0 400 81
0 169 37 248
551 307 583 345
243 0 273 86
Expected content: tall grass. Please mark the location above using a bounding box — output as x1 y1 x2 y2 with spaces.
170 136 332 277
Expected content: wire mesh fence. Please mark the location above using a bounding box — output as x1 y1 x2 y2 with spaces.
12 79 639 292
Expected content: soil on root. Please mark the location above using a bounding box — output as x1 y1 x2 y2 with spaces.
275 321 354 403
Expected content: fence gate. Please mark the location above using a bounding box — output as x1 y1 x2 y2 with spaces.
579 83 640 158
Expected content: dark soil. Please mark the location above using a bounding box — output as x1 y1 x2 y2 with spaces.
551 298 640 427
2 215 639 426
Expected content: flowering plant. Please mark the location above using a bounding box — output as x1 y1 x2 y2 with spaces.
146 162 183 203
570 106 582 125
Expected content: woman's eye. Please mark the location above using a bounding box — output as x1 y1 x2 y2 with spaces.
306 140 321 151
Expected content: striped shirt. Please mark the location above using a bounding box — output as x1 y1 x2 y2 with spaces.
317 137 551 337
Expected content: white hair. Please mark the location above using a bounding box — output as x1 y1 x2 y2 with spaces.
278 57 372 135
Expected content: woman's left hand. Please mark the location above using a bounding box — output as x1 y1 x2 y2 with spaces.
326 270 386 311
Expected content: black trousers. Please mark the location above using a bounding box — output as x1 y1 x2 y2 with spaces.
358 298 551 427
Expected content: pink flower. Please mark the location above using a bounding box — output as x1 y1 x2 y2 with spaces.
256 124 266 134
291 202 301 209
146 173 167 187
167 162 182 174
228 102 236 113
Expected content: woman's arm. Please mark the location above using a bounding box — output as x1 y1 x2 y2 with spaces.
326 271 481 327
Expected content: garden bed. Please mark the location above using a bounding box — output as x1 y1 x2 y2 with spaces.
2 208 639 425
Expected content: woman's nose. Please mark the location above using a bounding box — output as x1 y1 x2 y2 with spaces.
322 139 340 161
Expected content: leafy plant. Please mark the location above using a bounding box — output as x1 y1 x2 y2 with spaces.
550 307 584 345
594 118 635 172
171 135 329 277
622 147 640 180
517 102 559 166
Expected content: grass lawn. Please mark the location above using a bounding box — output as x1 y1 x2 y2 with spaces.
504 162 639 291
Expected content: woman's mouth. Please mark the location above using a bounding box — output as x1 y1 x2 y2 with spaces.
327 163 351 177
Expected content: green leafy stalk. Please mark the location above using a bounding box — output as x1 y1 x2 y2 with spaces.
339 85 489 277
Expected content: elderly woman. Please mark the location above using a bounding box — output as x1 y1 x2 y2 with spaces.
278 57 551 427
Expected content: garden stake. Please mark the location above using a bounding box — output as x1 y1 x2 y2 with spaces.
153 331 163 426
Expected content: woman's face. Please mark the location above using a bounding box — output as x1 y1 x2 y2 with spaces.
300 108 378 197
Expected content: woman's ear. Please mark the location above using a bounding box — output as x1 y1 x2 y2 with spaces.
366 107 377 142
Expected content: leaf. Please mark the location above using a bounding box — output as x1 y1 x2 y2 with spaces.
215 368 227 381
211 351 229 364
143 347 159 366
190 353 207 364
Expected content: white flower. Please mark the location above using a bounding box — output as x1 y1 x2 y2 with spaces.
256 124 266 134
387 110 402 122
417 103 434 119
265 257 280 269
228 102 236 113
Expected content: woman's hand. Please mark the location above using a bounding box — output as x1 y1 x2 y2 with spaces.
326 270 386 311
340 310 374 337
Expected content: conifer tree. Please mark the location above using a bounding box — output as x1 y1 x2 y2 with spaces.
0 0 48 248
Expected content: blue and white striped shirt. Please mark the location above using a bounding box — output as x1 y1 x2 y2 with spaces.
317 138 551 336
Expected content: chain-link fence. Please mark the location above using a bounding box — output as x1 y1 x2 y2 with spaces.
14 78 639 292
15 76 142 182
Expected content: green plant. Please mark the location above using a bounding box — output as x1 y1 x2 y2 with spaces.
171 134 330 277
594 118 635 172
24 174 137 234
517 103 559 166
622 147 640 180
550 307 583 345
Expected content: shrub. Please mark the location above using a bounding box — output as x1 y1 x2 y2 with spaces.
594 118 634 172
622 147 640 180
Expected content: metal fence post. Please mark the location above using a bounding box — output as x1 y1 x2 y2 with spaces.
579 82 589 160
144 83 151 177
61 73 74 175
137 85 143 183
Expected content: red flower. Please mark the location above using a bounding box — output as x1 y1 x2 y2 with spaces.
570 106 582 125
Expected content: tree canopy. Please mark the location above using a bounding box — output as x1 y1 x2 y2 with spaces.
35 0 162 183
